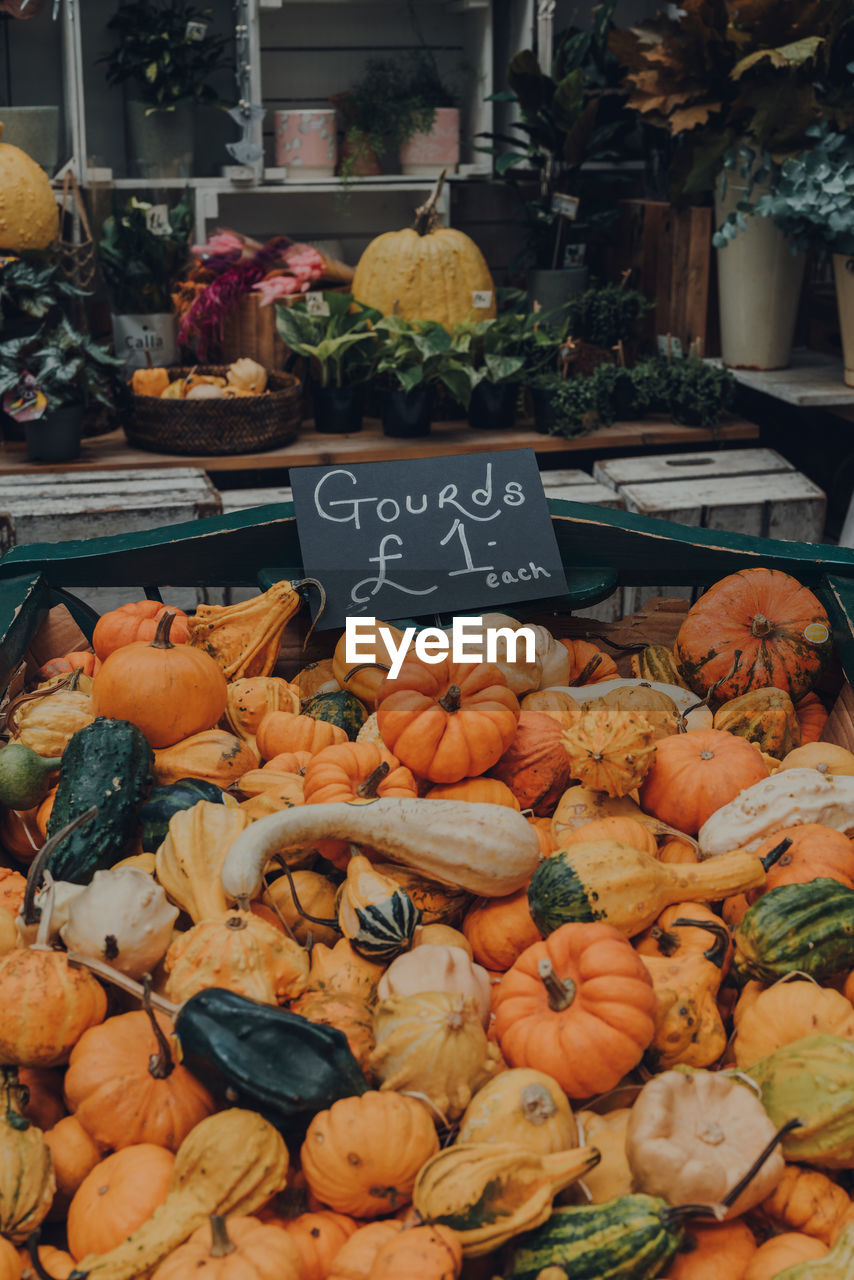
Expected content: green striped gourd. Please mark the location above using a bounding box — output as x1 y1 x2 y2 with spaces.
338 854 420 960
503 1195 693 1280
630 645 689 689
749 1034 854 1170
303 690 367 741
734 879 854 982
772 1224 854 1278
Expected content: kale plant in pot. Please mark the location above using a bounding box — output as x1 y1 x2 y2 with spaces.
274 292 380 433
612 0 854 369
372 316 473 437
453 314 527 430
480 1 627 309
101 0 233 180
0 317 124 462
99 196 192 374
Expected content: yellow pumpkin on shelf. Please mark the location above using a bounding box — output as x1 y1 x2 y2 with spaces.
0 121 59 250
351 174 496 329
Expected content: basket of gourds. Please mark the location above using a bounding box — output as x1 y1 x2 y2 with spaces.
126 358 303 456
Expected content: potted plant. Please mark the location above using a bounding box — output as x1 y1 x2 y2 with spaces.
453 314 528 430
99 196 192 373
564 282 650 372
611 1 854 370
372 316 472 437
100 0 233 180
274 292 380 434
0 317 124 462
0 254 83 342
748 127 854 385
398 50 459 177
479 1 627 310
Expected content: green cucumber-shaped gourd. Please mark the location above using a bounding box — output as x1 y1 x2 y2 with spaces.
0 741 61 810
527 841 768 937
46 717 153 883
734 879 854 982
138 777 232 852
749 1034 854 1170
303 690 367 740
504 1195 696 1280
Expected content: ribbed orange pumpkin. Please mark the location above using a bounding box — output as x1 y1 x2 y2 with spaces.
375 658 520 784
44 1115 102 1208
0 946 107 1067
262 751 313 775
37 651 101 680
150 1216 303 1280
93 611 228 748
327 1221 405 1280
462 889 541 972
742 1233 827 1280
664 1220 757 1280
639 730 769 835
520 689 581 730
93 601 189 661
426 777 520 808
752 824 854 893
561 816 658 856
796 692 830 744
761 1164 852 1246
278 1211 358 1280
63 1008 216 1151
301 1092 439 1218
489 711 573 814
675 568 832 703
256 711 347 760
302 741 418 867
492 921 656 1098
560 639 619 684
67 1144 175 1261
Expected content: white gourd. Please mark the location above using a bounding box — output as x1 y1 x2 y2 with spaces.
698 768 854 858
377 944 492 1027
60 867 178 978
527 625 572 688
16 881 84 947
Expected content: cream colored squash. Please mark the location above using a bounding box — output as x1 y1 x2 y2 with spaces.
698 769 854 858
16 880 84 946
60 867 178 979
377 945 492 1027
457 1069 578 1155
779 744 854 778
156 800 252 922
369 991 501 1123
576 1108 633 1203
451 613 543 696
528 625 572 688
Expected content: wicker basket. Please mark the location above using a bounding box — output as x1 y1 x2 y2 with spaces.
125 367 303 456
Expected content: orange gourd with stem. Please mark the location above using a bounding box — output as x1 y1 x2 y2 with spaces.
427 777 520 808
93 601 188 661
67 1144 175 1261
149 1215 303 1280
277 1211 358 1280
639 729 769 835
462 890 540 972
37 651 101 680
561 817 657 856
256 711 347 760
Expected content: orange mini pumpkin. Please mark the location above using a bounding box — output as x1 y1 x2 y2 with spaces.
561 816 658 856
492 921 656 1098
427 777 521 808
639 729 769 835
462 889 540 973
664 1219 757 1280
0 946 107 1068
150 1215 303 1280
37 651 101 680
256 711 347 760
93 610 228 749
278 1210 358 1280
375 658 520 784
93 601 189 661
44 1115 102 1209
67 1144 175 1261
795 692 830 744
369 1224 461 1280
560 639 619 685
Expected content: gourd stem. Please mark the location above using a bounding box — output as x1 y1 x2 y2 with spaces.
2 1067 30 1131
648 925 679 958
537 957 577 1011
750 614 774 638
669 918 730 968
5 668 79 736
359 761 390 798
21 806 98 926
278 860 338 928
345 663 391 683
682 649 742 718
26 1232 60 1280
209 1215 236 1258
574 653 603 686
33 872 55 951
293 578 327 650
438 684 462 714
413 170 447 236
720 1118 802 1210
150 610 177 650
759 837 792 873
66 951 180 1016
142 974 175 1080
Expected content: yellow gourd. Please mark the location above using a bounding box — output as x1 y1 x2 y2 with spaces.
575 1108 633 1203
456 1069 578 1154
155 801 252 923
186 580 307 680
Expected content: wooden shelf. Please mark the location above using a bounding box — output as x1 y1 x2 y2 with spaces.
708 350 854 408
0 415 760 479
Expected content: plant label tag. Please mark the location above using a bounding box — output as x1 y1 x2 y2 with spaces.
145 205 171 237
185 20 208 41
657 335 684 358
291 450 569 631
551 193 580 221
564 243 586 267
472 290 493 309
306 292 330 317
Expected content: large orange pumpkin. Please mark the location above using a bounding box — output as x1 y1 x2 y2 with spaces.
675 568 832 702
93 611 228 748
492 921 656 1098
63 1007 216 1151
488 710 573 814
93 601 189 661
67 1144 175 1260
639 730 769 835
375 658 520 784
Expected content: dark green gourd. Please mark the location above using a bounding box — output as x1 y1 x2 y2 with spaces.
735 878 854 982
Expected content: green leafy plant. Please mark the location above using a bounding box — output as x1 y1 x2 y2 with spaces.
99 196 193 314
610 0 854 197
0 317 125 413
566 284 651 348
274 292 381 388
0 256 84 332
100 0 233 110
452 313 530 387
373 316 473 408
748 125 854 253
478 1 628 269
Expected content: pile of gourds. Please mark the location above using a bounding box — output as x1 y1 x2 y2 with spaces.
1 566 854 1280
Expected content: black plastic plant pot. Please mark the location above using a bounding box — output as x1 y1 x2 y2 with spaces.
25 403 83 462
379 385 434 438
531 386 558 435
311 383 365 434
469 380 519 431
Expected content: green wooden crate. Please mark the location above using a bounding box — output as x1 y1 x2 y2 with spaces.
0 499 853 691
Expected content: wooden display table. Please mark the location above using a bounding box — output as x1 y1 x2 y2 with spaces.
0 415 759 478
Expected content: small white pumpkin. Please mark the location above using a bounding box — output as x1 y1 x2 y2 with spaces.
16 880 84 947
377 944 492 1027
449 613 543 696
60 867 178 978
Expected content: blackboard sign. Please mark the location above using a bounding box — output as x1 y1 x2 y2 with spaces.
290 450 568 631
